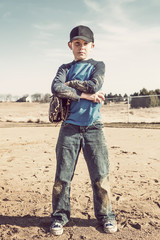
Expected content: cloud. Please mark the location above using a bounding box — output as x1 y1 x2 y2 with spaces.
43 48 69 60
30 22 62 49
98 24 160 45
83 0 160 48
99 23 128 35
152 0 160 5
83 0 102 12
84 0 160 29
33 23 60 31
2 11 11 21
30 31 53 48
84 0 131 22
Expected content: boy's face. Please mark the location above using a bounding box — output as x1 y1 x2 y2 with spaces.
68 39 94 61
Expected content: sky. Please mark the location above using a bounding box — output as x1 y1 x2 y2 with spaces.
0 0 160 96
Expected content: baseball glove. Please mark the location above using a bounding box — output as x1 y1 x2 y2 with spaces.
49 95 70 123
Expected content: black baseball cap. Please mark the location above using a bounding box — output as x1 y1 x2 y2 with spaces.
70 25 94 43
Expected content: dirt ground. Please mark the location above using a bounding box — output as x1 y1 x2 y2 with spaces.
0 103 160 239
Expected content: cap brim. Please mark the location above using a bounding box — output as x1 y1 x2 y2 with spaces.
70 36 93 43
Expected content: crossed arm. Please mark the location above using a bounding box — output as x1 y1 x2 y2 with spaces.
65 80 104 103
51 61 105 103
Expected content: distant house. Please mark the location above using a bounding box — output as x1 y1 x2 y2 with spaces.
26 96 32 102
16 95 32 102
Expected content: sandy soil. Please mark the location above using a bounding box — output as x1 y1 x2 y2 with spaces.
0 103 160 239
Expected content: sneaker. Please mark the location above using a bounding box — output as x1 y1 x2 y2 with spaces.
50 222 63 236
103 221 117 234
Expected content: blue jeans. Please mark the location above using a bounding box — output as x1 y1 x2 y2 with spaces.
51 121 115 225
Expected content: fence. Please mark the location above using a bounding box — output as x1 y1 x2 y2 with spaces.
102 95 160 123
0 95 160 124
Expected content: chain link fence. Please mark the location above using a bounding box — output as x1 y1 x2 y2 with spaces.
102 95 160 123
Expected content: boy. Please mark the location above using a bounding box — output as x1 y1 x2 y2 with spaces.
50 25 117 236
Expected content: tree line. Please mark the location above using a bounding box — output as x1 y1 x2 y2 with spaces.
0 93 51 103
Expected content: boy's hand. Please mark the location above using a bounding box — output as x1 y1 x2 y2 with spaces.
81 91 105 103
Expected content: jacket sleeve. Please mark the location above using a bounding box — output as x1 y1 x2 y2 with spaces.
66 61 105 93
51 64 81 101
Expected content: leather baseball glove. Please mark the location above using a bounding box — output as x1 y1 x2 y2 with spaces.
49 95 70 123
